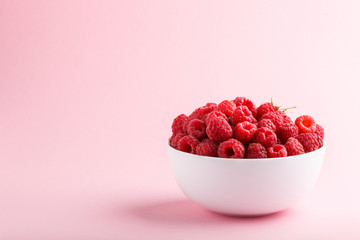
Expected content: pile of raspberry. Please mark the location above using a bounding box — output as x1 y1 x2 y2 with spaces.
169 97 324 158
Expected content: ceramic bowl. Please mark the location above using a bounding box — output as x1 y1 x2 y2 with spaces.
168 142 325 216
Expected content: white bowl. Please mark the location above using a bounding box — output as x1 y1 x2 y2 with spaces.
168 142 325 216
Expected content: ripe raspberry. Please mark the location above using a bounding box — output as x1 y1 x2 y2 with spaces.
315 124 325 140
218 138 245 158
253 127 277 148
233 97 257 117
277 122 299 143
234 121 257 144
177 135 200 154
187 119 206 140
295 115 316 133
188 103 218 121
205 111 228 126
231 106 255 126
169 132 186 148
256 102 277 119
260 111 286 131
246 143 267 158
218 100 236 117
257 119 276 132
196 138 218 157
285 137 305 156
206 116 233 142
171 114 188 133
281 112 293 124
184 103 217 133
267 144 287 158
295 133 322 153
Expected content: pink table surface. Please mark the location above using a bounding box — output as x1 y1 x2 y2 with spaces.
1 1 360 239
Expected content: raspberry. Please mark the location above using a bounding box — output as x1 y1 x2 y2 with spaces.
187 119 206 140
177 135 200 154
218 100 236 117
253 127 277 148
188 103 218 121
257 119 276 132
171 114 188 133
277 122 299 143
295 133 322 153
196 138 218 157
169 132 186 148
260 111 286 131
246 143 267 158
257 102 277 119
218 138 245 158
234 121 257 144
285 137 305 156
206 116 233 142
267 144 287 158
295 115 316 133
184 103 217 133
315 124 325 140
231 106 254 126
205 111 228 126
233 97 257 117
282 112 293 124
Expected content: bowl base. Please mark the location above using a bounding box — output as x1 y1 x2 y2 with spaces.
210 210 282 218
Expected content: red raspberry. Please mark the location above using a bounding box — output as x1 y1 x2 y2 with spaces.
218 100 236 117
184 103 217 133
234 121 257 144
171 114 188 133
177 135 200 154
231 106 254 126
218 138 245 158
187 119 206 140
188 103 217 121
282 112 293 124
277 122 299 143
315 124 325 140
267 144 287 158
246 143 267 158
260 111 285 131
295 133 322 153
233 97 257 117
285 137 305 156
295 115 316 133
206 116 233 142
253 127 277 148
257 119 276 132
256 102 277 119
196 138 218 157
205 111 228 126
169 132 186 148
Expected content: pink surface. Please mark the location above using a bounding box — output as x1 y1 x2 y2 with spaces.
1 0 360 239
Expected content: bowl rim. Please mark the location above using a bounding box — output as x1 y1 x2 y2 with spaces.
168 140 326 162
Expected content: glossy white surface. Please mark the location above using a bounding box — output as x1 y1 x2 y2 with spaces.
168 143 326 216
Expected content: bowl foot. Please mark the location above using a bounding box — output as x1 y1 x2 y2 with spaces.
210 210 282 218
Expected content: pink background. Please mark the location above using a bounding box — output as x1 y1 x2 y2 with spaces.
1 0 360 239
